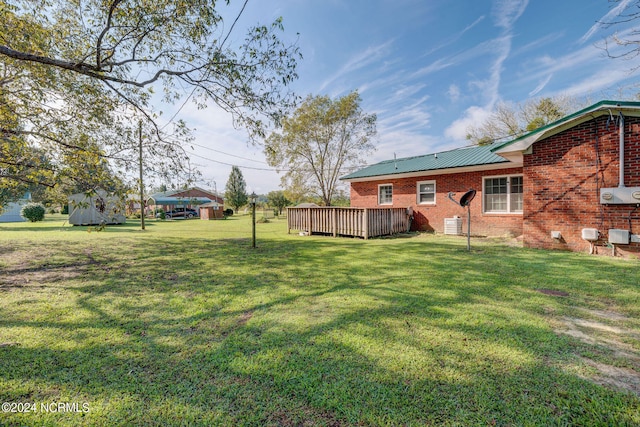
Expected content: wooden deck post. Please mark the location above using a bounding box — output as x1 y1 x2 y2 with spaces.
307 208 312 235
363 208 369 239
332 208 338 237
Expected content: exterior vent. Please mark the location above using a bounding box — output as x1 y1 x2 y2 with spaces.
581 228 599 241
444 217 463 235
608 229 630 245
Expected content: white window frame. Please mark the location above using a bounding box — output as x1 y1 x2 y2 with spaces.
482 174 523 214
417 180 436 205
378 184 393 205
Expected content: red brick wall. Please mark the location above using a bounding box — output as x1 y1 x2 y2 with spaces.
349 167 524 237
524 115 640 255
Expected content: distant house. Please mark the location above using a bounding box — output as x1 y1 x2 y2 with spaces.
68 189 126 225
147 187 224 214
341 100 640 256
0 192 31 223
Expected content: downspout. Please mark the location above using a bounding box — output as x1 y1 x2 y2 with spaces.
619 112 626 188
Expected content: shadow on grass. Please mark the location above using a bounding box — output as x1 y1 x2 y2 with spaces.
0 234 639 425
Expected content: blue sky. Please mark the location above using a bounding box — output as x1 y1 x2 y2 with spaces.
172 0 640 195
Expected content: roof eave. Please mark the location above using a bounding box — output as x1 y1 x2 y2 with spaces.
341 161 521 183
493 100 640 156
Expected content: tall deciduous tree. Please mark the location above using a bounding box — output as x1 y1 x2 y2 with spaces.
264 91 376 206
0 0 300 204
466 96 578 145
224 166 248 213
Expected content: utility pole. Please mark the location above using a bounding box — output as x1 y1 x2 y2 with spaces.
139 121 145 230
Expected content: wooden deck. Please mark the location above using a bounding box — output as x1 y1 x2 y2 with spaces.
287 207 411 239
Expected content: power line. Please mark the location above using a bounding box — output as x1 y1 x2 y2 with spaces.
188 141 269 164
188 152 282 171
188 151 378 175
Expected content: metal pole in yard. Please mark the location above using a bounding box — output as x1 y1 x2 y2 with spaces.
467 204 471 251
251 192 257 248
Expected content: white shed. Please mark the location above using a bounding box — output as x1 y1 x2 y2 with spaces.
0 192 31 223
68 190 126 226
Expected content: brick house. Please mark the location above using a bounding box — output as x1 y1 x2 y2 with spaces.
147 187 224 214
342 100 640 256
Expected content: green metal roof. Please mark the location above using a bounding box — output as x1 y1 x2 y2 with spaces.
341 141 510 181
147 196 212 205
492 100 640 154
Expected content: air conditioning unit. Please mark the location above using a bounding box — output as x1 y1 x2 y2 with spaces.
444 217 462 235
608 229 630 245
581 228 599 241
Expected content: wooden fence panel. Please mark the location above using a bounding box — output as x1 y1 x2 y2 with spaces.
287 207 409 238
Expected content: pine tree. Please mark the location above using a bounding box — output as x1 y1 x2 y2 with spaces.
224 166 248 214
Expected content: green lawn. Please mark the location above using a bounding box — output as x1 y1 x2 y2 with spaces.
0 214 639 426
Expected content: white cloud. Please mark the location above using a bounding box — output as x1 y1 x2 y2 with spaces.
580 0 633 44
492 0 529 30
528 74 553 97
561 67 638 98
411 57 455 79
448 84 461 102
423 15 486 57
168 101 283 193
374 131 447 162
444 105 493 142
318 40 395 93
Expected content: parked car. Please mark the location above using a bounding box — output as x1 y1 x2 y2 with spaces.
158 207 199 219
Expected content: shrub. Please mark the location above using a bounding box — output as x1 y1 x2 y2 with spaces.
61 205 69 215
223 208 234 217
20 203 46 222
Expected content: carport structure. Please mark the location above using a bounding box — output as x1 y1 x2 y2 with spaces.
146 196 213 213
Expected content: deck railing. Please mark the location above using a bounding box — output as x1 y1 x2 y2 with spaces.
287 207 410 239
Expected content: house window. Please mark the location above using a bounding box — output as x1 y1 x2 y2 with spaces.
378 184 393 205
417 180 436 204
483 175 523 213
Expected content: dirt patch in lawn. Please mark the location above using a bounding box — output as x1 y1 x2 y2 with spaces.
536 289 570 297
555 308 640 396
0 246 107 290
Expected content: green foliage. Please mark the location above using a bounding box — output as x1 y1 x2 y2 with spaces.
1 0 301 207
19 202 45 222
266 190 291 215
223 208 234 217
265 91 377 205
525 97 566 131
224 166 248 213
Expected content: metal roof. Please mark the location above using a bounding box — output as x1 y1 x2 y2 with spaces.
492 100 640 155
341 141 510 181
147 196 212 205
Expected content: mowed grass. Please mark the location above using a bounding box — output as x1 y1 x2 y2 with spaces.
0 214 639 426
